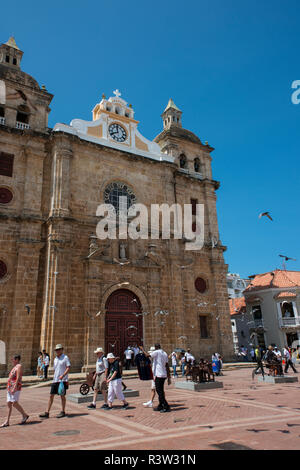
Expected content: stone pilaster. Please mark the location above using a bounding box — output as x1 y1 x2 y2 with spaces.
50 144 73 218
7 240 44 374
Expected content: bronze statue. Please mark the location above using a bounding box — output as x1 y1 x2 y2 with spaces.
185 359 215 383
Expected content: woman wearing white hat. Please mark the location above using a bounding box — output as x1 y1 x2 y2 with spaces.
105 353 129 410
87 347 109 410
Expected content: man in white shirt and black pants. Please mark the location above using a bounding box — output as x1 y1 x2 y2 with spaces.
39 344 71 419
124 347 133 370
147 343 171 413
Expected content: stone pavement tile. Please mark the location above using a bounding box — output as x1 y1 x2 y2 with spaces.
2 369 300 450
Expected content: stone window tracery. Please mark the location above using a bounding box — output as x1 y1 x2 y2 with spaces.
104 182 136 213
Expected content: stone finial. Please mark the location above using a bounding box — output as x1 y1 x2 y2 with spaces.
5 36 20 50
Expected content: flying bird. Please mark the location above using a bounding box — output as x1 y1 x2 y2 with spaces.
279 255 296 262
113 258 131 266
131 312 143 317
86 311 95 320
259 212 273 221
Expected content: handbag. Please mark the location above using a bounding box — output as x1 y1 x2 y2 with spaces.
58 381 65 396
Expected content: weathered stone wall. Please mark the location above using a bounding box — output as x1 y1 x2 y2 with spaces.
0 90 234 377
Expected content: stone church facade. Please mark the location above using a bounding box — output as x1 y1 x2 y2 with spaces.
0 37 234 375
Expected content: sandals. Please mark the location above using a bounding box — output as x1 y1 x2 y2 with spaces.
0 423 9 428
20 415 29 425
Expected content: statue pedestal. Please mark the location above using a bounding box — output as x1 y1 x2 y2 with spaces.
175 380 223 392
67 389 139 404
258 375 298 384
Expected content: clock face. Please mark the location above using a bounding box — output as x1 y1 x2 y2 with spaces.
109 123 127 142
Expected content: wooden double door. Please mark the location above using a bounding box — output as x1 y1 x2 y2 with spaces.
105 289 143 360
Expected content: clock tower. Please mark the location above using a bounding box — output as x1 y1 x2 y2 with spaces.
54 89 169 161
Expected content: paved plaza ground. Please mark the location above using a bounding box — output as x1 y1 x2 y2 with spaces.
1 367 300 450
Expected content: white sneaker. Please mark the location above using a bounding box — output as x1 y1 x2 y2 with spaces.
143 401 153 407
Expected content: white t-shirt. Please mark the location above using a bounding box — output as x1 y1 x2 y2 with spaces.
185 352 195 364
283 348 290 360
96 355 108 374
171 352 177 366
274 350 282 358
53 354 71 383
125 349 133 360
151 349 168 378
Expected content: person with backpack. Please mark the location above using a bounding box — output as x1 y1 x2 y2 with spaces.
104 353 129 410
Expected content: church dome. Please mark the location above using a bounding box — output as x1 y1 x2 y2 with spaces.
0 64 41 90
154 124 202 145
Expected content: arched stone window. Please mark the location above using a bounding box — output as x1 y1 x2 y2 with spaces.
194 157 201 173
16 104 30 124
179 154 187 169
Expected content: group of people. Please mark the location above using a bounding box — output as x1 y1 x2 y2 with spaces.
89 344 171 412
167 349 223 377
252 344 298 378
1 344 71 426
1 342 174 426
36 350 50 380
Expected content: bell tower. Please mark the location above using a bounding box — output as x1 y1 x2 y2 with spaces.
162 98 182 130
0 37 23 69
0 36 53 132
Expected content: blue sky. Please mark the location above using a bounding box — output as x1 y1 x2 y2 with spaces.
2 0 300 278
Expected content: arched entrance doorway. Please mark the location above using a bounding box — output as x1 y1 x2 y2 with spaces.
105 289 143 359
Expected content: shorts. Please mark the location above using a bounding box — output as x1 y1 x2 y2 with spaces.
7 391 21 402
151 380 156 390
94 373 107 392
50 382 69 395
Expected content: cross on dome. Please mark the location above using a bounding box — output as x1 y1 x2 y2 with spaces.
113 89 121 98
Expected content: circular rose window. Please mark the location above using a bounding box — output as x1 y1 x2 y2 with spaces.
195 277 207 293
0 261 7 279
0 188 13 204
